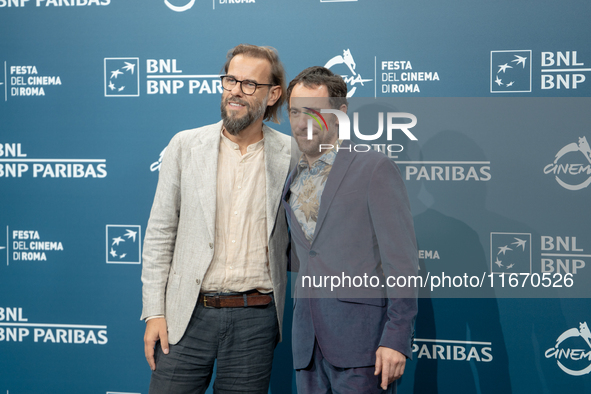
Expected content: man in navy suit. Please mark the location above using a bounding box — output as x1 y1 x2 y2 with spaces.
283 66 418 393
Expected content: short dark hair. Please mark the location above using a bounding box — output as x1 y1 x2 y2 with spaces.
223 44 286 124
286 66 348 110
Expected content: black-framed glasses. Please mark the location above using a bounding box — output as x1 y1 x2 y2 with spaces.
220 75 274 95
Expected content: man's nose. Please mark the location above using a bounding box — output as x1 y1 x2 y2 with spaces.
231 82 244 97
299 115 312 131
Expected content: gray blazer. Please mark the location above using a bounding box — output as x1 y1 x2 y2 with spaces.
141 121 293 345
283 141 419 369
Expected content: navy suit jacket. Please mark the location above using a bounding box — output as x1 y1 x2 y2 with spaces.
283 142 418 369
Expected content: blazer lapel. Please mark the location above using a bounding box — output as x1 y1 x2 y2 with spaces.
281 167 296 216
264 125 290 240
190 121 222 241
282 165 311 248
311 141 355 246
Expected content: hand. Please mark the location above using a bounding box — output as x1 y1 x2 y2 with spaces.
374 346 406 390
144 317 169 371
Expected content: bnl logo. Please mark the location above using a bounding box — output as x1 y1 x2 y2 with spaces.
490 233 532 274
541 51 589 90
105 225 141 264
104 58 140 97
490 50 532 93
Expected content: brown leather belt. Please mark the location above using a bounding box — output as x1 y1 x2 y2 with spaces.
198 291 273 308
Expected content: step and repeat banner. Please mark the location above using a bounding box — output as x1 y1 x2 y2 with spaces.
1 1 590 393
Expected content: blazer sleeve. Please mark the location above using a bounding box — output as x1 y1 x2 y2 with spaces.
367 156 419 359
140 133 183 320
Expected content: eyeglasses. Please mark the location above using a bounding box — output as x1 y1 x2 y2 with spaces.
220 75 274 95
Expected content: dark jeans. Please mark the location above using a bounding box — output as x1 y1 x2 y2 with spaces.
296 340 395 394
149 297 278 394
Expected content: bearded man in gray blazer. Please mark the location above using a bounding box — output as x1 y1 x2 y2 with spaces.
141 44 294 394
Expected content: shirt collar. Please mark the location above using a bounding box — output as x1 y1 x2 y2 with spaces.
220 128 265 152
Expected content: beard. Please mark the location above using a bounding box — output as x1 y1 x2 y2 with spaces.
294 129 338 158
221 92 268 136
292 116 339 158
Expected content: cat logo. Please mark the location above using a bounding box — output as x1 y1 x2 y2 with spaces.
150 147 167 172
545 322 591 376
325 49 372 97
543 136 591 191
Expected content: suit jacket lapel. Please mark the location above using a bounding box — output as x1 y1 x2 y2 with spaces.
311 141 355 246
190 121 222 241
264 125 290 241
281 166 296 216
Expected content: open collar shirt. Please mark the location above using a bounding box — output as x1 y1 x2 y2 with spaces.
201 130 273 293
289 145 339 242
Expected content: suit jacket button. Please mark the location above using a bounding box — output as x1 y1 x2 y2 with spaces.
309 250 317 257
209 243 213 249
196 279 201 285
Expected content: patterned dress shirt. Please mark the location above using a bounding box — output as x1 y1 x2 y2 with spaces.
289 145 339 242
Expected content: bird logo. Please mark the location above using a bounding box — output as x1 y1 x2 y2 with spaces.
490 233 531 273
106 225 141 264
104 58 139 97
490 51 531 93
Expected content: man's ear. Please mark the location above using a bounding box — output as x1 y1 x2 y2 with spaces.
335 104 348 127
266 85 282 107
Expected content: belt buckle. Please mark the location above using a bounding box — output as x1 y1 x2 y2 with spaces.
203 295 219 308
